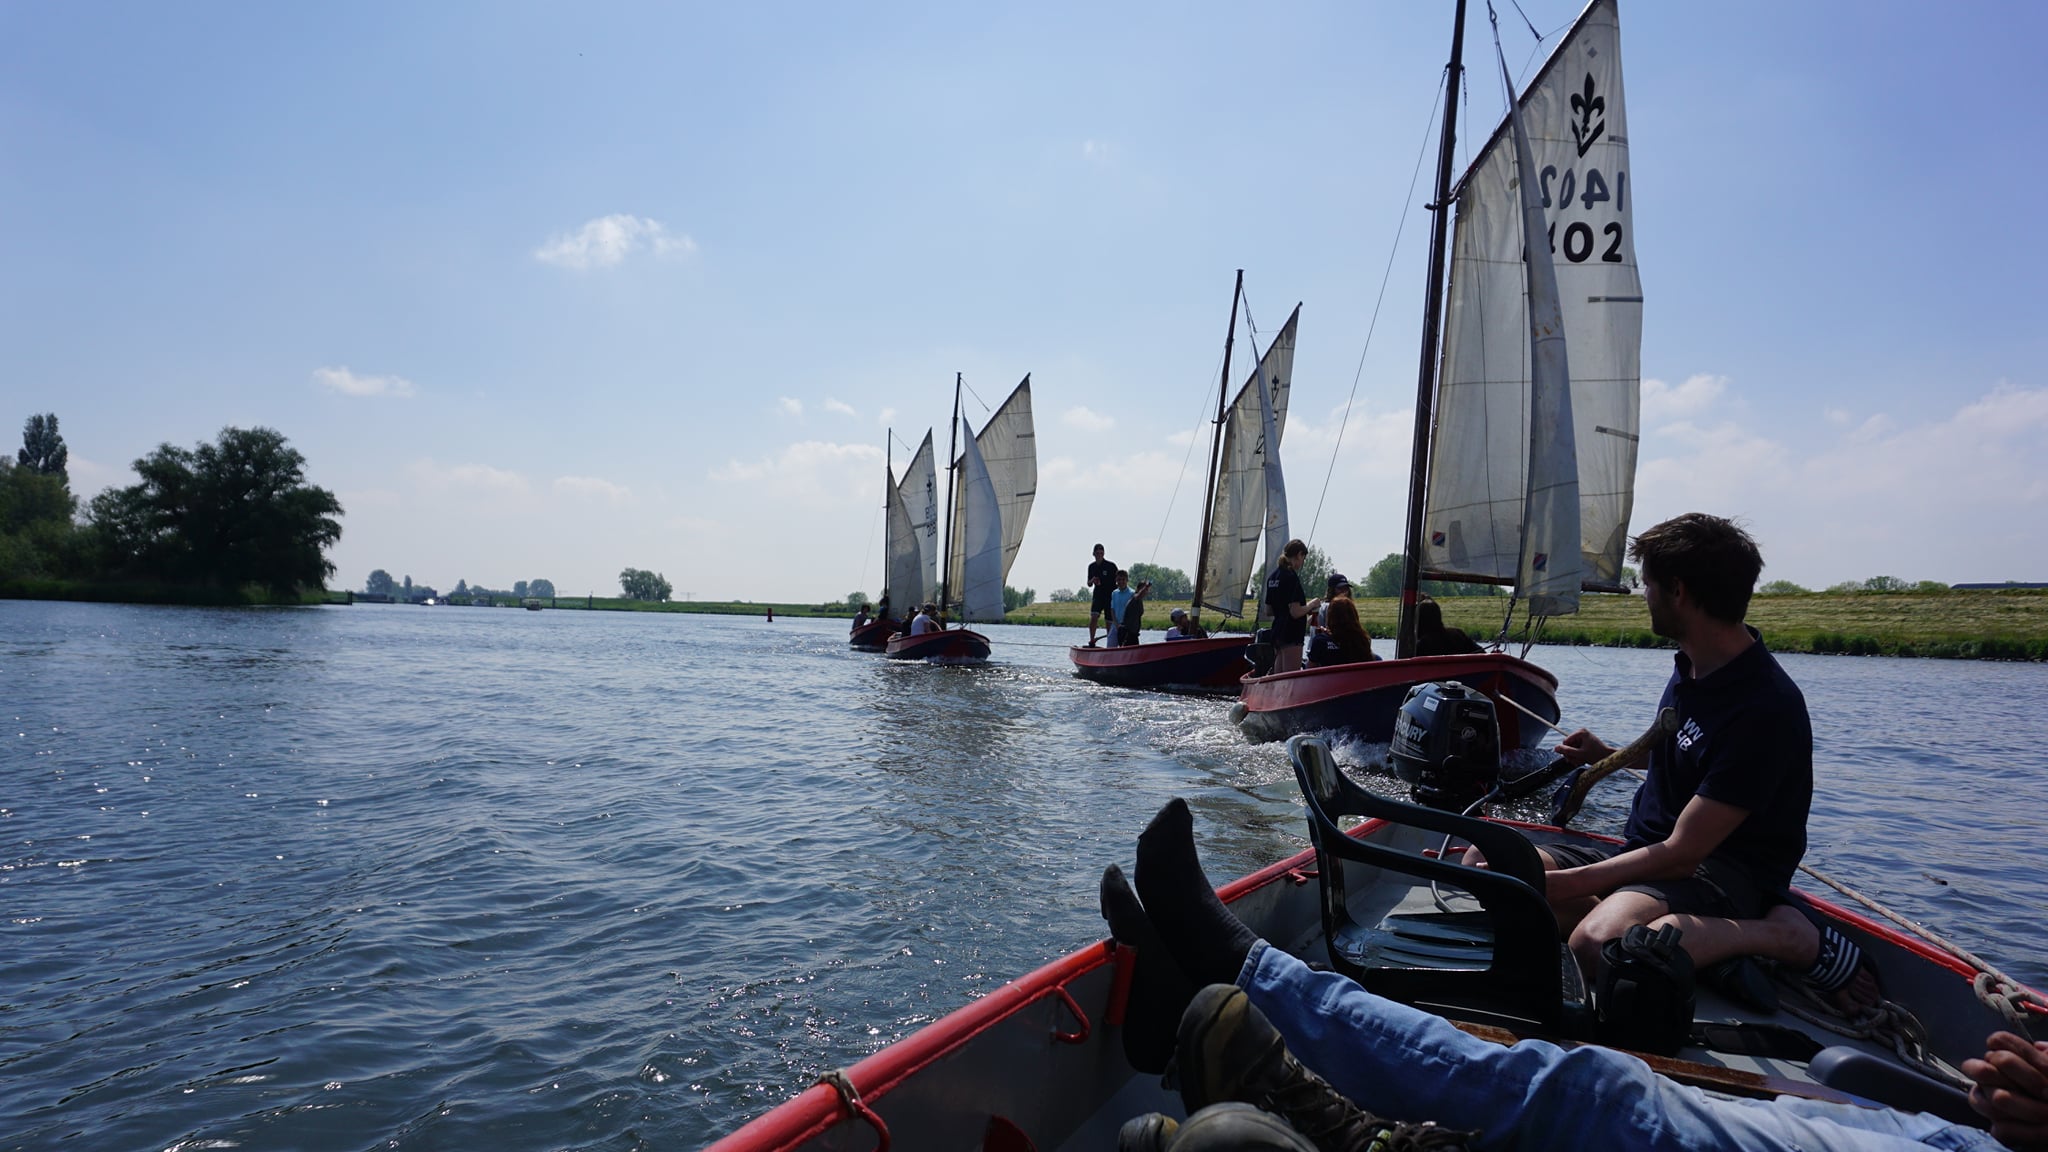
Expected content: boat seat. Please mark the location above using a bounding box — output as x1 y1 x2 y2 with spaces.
1809 1046 1983 1128
1287 735 1592 1037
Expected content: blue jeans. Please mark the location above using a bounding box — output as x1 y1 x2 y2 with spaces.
1239 942 2005 1152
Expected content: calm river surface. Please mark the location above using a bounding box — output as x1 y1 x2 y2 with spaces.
4 600 2045 1150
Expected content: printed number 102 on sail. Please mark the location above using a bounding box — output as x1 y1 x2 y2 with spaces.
1542 166 1627 264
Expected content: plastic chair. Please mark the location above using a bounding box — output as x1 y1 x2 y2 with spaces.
1287 734 1591 1035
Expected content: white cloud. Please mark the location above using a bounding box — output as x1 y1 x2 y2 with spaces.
315 366 416 398
710 440 883 511
1063 406 1115 433
409 459 530 496
1634 379 2048 585
877 406 896 427
778 397 804 417
1641 373 1726 425
533 214 696 270
824 398 858 417
554 475 632 503
1082 139 1116 162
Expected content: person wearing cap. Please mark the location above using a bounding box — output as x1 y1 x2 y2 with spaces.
1320 572 1376 664
1163 607 1206 641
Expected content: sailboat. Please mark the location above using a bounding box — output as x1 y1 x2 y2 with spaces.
884 374 1036 663
1235 0 1639 750
851 431 937 650
1068 271 1298 691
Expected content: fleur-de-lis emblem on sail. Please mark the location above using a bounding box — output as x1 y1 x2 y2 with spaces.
1570 73 1605 157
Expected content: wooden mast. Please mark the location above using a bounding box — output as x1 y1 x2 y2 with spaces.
938 373 962 629
1189 270 1243 621
1396 0 1468 660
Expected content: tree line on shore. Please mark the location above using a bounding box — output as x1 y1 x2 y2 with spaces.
1 413 341 598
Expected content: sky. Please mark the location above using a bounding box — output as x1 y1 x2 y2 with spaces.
3 1 2044 603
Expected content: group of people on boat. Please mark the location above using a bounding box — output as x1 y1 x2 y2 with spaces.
850 594 945 640
1100 513 2044 1151
1259 538 1480 674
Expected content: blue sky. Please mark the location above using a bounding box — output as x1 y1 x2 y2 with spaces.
4 1 2043 602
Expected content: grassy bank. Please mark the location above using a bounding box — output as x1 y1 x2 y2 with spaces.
1006 589 2048 661
3 578 326 606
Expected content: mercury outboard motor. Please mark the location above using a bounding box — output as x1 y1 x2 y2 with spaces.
1389 681 1501 810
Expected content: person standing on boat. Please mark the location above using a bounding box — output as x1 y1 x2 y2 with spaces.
1086 544 1118 647
1263 540 1323 675
1532 514 1862 1003
1108 571 1150 648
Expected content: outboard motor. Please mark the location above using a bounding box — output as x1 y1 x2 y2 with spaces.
1389 681 1501 811
1246 628 1276 677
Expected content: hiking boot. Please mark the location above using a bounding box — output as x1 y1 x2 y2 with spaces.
1118 1111 1180 1152
1173 984 1471 1152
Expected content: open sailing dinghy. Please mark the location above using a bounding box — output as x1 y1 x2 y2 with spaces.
1239 0 1646 751
709 730 2039 1151
884 374 1035 664
1070 272 1296 692
852 431 939 651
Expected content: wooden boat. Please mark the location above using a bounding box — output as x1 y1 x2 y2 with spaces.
709 735 2033 1152
1069 273 1295 693
1234 650 1560 749
855 428 938 652
883 626 992 664
878 373 1034 664
1239 0 1647 748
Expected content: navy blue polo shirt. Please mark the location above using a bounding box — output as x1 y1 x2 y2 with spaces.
1622 628 1812 894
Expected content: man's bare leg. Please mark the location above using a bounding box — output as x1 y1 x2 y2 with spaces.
1459 844 1601 931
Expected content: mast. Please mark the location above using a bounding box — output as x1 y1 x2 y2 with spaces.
1396 0 1468 660
1189 269 1243 617
884 430 893 610
938 372 962 629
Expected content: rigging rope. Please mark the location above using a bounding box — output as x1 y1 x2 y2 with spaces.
1303 76 1447 547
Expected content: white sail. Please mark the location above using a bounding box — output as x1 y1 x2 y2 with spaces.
885 431 937 609
1502 44 1582 617
1424 0 1640 595
955 414 1006 623
947 376 1036 602
1198 307 1299 617
1255 345 1291 608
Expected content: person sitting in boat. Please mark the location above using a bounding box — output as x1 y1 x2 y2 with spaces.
1163 608 1207 641
1499 513 1874 1011
1263 539 1323 675
1308 573 1376 667
874 593 892 626
1109 571 1150 647
1413 596 1483 656
850 603 873 632
909 603 940 636
1101 799 2042 1152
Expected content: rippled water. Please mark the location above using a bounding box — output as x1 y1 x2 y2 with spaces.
3 601 2044 1150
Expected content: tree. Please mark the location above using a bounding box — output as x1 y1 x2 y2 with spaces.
1757 579 1809 596
513 580 529 598
1048 587 1079 603
1860 576 1909 593
0 456 81 580
1619 565 1640 591
1003 584 1035 611
529 578 556 598
1825 580 1862 594
18 413 68 481
88 426 343 592
1912 580 1950 594
1296 546 1333 599
365 569 396 597
1128 563 1191 598
1362 552 1405 598
453 579 469 596
846 590 870 610
619 567 672 601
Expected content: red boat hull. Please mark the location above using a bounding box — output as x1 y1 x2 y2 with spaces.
884 628 992 663
848 620 899 650
1236 652 1560 750
1067 636 1251 692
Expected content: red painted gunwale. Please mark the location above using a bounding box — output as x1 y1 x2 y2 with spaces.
1067 635 1251 690
883 628 992 662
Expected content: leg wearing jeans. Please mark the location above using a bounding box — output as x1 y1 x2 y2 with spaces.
1237 942 2001 1152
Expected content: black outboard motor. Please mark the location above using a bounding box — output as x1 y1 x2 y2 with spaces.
1246 628 1276 677
1389 681 1501 811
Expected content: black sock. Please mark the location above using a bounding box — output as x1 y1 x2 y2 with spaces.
1099 864 1199 1074
1133 798 1259 988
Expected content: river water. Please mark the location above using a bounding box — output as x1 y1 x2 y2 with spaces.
3 601 2044 1150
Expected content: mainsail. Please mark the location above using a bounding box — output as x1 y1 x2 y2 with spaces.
1198 307 1299 617
1422 0 1640 597
884 430 937 609
954 414 1006 623
946 376 1037 612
